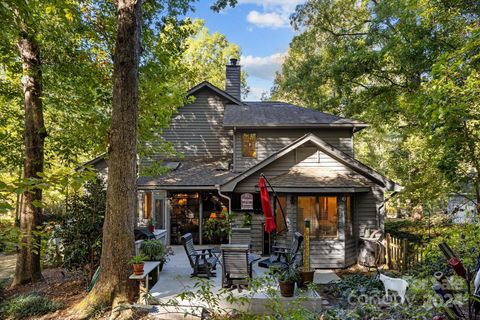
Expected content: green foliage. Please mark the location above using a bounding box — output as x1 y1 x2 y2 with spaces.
0 221 19 254
242 213 252 227
386 216 480 277
273 0 480 210
203 217 230 243
58 177 105 279
140 240 174 263
273 252 301 283
0 293 62 319
129 254 148 265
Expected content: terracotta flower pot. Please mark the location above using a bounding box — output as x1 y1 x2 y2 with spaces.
298 270 315 288
148 225 155 233
279 280 295 297
133 263 145 275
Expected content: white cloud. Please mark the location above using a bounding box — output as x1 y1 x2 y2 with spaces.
240 0 305 29
238 0 303 12
241 53 285 81
247 87 269 100
246 11 287 29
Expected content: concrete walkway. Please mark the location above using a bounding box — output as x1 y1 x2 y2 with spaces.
314 269 341 284
148 246 326 319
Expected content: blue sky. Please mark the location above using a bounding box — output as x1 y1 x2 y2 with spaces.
187 1 303 100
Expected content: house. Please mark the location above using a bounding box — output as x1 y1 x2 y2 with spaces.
90 59 401 269
135 58 402 268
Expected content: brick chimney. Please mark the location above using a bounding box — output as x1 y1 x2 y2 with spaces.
225 58 241 100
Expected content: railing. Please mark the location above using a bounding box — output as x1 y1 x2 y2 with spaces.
385 233 428 273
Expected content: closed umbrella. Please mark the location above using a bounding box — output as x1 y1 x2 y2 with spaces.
259 176 276 233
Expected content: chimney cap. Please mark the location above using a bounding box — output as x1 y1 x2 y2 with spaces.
229 58 238 66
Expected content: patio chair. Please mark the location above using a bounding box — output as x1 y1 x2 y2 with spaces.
221 244 255 289
181 233 218 278
258 232 304 269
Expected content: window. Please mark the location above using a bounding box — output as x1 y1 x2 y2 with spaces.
275 195 287 233
242 133 257 158
346 195 353 236
298 196 338 238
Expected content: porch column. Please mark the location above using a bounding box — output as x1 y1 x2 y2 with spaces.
199 198 203 245
338 195 346 241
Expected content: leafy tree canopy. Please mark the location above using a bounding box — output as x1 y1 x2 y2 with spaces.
272 0 480 210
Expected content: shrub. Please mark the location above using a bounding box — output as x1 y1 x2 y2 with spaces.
0 293 62 319
140 240 173 263
58 177 105 283
0 221 19 254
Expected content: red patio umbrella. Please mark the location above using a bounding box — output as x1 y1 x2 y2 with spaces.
259 176 276 233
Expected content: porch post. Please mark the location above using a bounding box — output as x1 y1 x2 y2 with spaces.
138 190 144 226
199 197 203 245
338 195 346 241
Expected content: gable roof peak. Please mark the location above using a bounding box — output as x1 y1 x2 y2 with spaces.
187 81 244 105
221 133 401 192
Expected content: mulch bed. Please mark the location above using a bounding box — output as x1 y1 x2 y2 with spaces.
3 269 88 319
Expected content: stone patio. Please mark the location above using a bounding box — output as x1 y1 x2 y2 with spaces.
147 246 330 318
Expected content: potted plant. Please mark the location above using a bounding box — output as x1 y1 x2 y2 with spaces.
147 218 155 233
299 219 315 288
140 240 174 271
277 262 300 297
129 254 147 275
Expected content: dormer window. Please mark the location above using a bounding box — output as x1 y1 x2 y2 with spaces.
242 133 257 158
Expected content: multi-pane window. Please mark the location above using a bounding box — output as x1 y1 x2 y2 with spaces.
298 196 338 238
242 133 257 158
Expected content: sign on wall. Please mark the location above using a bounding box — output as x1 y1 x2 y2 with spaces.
240 193 254 210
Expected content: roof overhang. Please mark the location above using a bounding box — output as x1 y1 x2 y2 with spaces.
254 187 371 193
221 133 402 192
137 185 218 191
223 123 370 131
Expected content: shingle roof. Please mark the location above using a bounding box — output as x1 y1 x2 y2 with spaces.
223 102 368 130
137 159 238 188
269 168 371 188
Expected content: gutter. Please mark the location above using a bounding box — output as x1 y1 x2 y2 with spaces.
216 184 232 214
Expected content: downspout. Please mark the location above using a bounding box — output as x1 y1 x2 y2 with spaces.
216 184 232 214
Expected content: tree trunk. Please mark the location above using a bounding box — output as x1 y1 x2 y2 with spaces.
12 31 46 287
71 0 142 318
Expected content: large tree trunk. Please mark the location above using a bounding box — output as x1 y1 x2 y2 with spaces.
12 31 46 287
71 0 142 318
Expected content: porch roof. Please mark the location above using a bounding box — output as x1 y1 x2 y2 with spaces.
269 168 372 189
137 159 238 189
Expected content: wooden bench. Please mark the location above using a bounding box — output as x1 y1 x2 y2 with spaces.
129 261 161 303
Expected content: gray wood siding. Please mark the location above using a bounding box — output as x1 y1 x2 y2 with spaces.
234 146 360 193
355 185 384 237
234 129 353 172
147 88 232 162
